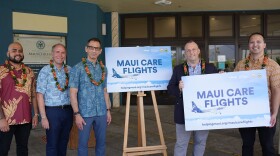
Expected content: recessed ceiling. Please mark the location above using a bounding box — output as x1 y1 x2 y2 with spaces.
77 0 280 14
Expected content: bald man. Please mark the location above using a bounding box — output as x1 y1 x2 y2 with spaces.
168 40 218 156
37 44 73 156
0 42 39 156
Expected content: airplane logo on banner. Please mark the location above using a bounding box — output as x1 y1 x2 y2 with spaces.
192 101 225 114
112 68 140 80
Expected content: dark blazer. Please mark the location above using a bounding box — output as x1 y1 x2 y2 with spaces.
167 63 218 124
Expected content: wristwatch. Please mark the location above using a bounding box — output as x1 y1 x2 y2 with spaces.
73 111 80 116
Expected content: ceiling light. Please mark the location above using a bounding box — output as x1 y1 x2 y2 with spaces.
154 0 172 6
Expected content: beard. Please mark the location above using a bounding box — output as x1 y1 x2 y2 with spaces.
8 54 24 64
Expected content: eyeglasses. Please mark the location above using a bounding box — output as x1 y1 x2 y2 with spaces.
86 46 101 51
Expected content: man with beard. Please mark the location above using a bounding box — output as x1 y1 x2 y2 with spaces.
37 44 73 156
0 42 39 156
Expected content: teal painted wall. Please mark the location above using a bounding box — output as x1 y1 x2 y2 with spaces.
0 0 111 66
103 12 112 64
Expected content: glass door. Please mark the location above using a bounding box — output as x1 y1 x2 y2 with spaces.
209 44 235 72
171 46 184 67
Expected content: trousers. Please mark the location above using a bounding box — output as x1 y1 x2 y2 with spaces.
45 106 73 156
78 115 107 156
239 126 276 156
174 124 208 156
0 123 32 156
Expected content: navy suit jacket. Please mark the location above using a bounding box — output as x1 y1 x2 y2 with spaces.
167 63 218 124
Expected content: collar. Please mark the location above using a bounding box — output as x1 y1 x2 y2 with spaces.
86 58 99 65
186 60 201 67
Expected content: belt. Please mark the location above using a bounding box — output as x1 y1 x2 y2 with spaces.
45 105 71 109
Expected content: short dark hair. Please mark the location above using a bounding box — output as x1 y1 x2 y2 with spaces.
87 38 102 47
248 32 265 43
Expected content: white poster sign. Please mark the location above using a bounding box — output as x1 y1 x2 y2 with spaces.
182 70 270 131
105 46 172 93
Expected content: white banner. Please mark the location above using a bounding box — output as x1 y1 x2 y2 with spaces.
182 69 270 131
105 46 172 93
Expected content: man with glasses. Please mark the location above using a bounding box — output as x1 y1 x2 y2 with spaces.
69 38 112 156
168 40 218 156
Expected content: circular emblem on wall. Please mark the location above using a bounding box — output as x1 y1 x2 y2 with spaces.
36 40 45 49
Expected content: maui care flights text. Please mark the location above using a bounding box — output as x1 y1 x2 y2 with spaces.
196 87 254 108
117 59 163 74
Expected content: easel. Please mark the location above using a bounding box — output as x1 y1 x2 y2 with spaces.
123 91 167 156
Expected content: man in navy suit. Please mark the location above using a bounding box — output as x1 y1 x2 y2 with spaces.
167 40 218 156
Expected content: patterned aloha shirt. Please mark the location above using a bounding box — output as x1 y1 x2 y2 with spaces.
69 59 107 117
36 65 71 106
0 63 35 125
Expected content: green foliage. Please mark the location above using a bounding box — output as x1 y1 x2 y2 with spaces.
276 57 280 65
172 59 176 67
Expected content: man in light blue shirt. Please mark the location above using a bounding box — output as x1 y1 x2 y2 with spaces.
36 44 73 156
69 38 112 156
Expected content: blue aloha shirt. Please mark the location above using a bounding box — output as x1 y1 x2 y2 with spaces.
69 59 107 117
36 65 71 106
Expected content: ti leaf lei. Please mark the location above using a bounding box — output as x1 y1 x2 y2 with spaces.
183 59 205 76
5 60 27 87
50 60 69 92
82 58 105 86
245 52 268 70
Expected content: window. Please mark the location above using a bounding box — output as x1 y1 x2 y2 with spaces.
267 14 280 36
171 47 178 67
124 17 148 38
209 16 232 36
181 16 202 37
240 15 261 36
209 45 235 71
267 49 280 61
154 16 176 38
